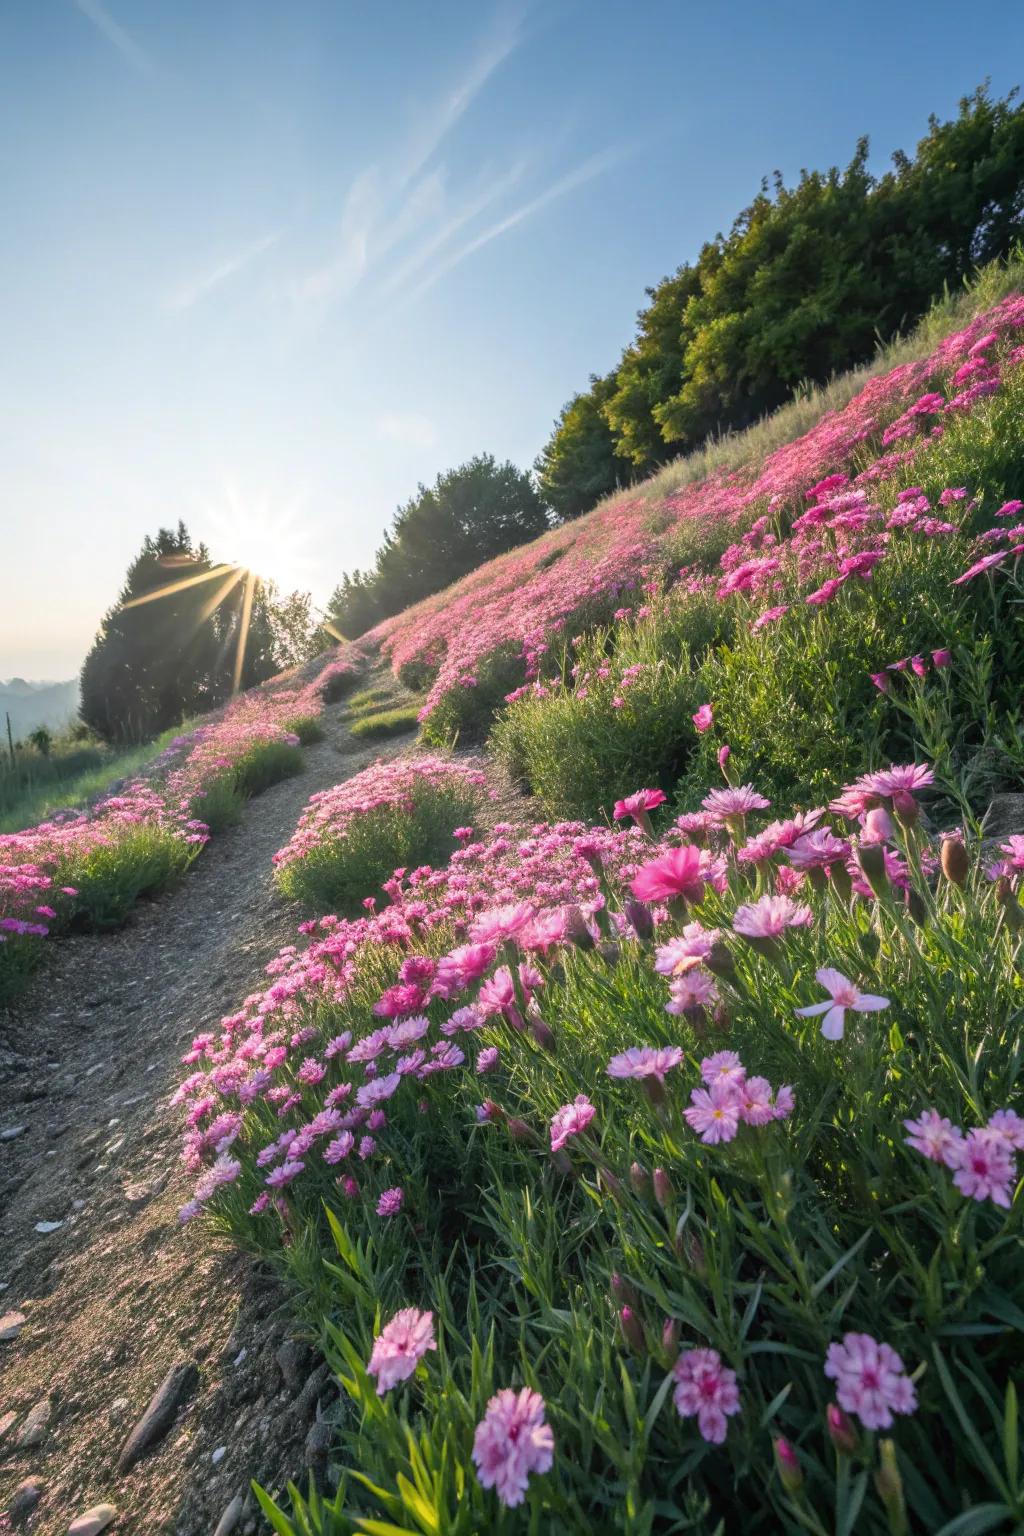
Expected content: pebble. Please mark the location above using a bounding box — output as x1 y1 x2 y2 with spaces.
213 1494 244 1536
34 1220 64 1234
118 1359 199 1471
1 1125 26 1140
16 1397 51 1447
211 1444 227 1464
9 1476 42 1521
0 1310 27 1341
68 1505 117 1535
0 1409 17 1440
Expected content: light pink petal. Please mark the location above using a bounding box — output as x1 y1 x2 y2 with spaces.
795 1000 832 1018
853 993 890 1012
815 966 849 996
819 1005 846 1041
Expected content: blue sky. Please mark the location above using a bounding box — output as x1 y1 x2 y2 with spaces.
2 0 1022 678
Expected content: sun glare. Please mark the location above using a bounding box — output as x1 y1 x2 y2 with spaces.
202 485 313 591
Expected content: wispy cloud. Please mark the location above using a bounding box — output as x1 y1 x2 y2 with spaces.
403 146 626 306
165 232 282 312
72 0 153 76
375 412 438 450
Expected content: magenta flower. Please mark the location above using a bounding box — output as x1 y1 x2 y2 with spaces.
631 845 707 905
472 1387 555 1507
860 763 934 798
951 1129 1016 1208
702 784 771 822
903 1109 963 1167
550 1094 596 1151
607 1045 684 1082
952 549 1008 585
692 703 714 733
824 1334 917 1430
367 1307 436 1393
376 1186 404 1217
613 788 667 828
733 894 813 940
794 968 889 1042
672 1348 741 1443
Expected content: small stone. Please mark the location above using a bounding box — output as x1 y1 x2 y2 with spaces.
0 1309 27 1341
0 1409 17 1440
274 1338 311 1391
109 1396 130 1419
213 1494 244 1536
233 1347 247 1366
1 1125 26 1140
69 1505 117 1535
303 1419 332 1466
9 1476 43 1522
211 1444 226 1464
118 1360 199 1471
16 1397 51 1447
34 1220 64 1235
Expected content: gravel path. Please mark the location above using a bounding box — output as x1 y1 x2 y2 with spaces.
0 702 414 1536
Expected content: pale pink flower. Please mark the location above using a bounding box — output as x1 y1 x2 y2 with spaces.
665 971 719 1013
692 704 714 732
607 1045 684 1082
550 1094 596 1151
987 1109 1024 1149
654 924 720 976
951 1129 1016 1208
367 1307 436 1393
672 1348 740 1443
700 1050 745 1090
702 784 771 822
824 1333 917 1430
472 1387 554 1507
684 1080 742 1144
794 968 889 1041
356 1072 402 1108
733 894 813 939
903 1109 962 1167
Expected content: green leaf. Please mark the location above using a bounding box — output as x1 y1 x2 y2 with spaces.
1004 1378 1018 1491
251 1484 299 1536
931 1504 1015 1536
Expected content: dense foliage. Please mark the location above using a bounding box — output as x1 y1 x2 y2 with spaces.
327 456 549 639
537 87 1024 519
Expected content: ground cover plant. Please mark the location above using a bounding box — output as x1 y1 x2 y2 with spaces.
0 651 350 1004
273 754 489 916
178 757 1024 1533
348 705 425 742
366 266 1024 758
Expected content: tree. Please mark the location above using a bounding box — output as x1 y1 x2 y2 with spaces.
328 455 550 637
79 523 288 742
534 374 634 521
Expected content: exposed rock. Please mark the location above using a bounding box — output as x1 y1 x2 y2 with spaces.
296 1362 331 1419
16 1396 51 1447
982 794 1024 842
0 1408 18 1440
303 1418 333 1467
9 1476 43 1523
211 1443 227 1464
0 1308 27 1341
34 1219 64 1234
68 1505 117 1535
213 1495 244 1536
117 1360 199 1471
1 1124 26 1140
274 1337 311 1391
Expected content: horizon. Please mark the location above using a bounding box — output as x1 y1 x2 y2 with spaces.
3 0 1023 678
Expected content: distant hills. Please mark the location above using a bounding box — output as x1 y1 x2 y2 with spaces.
0 678 80 739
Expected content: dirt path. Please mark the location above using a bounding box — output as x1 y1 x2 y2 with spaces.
0 702 415 1536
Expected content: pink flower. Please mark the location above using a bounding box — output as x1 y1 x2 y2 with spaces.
684 1080 742 1144
654 924 719 975
367 1307 436 1393
357 1072 402 1108
692 704 714 733
903 1109 963 1167
607 1045 684 1082
951 1128 1016 1208
472 1387 555 1507
376 1186 404 1216
794 968 889 1042
476 1045 500 1073
665 971 719 1013
631 845 707 905
860 763 934 798
700 1050 745 1089
750 603 789 631
265 1159 304 1188
952 550 1007 584
733 894 813 940
824 1334 917 1430
672 1348 741 1443
702 785 771 822
550 1094 596 1151
613 788 667 824
987 1109 1024 1149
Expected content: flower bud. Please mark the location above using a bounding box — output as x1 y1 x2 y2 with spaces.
718 744 731 779
856 840 890 899
506 1116 533 1142
550 1148 574 1177
652 1166 673 1209
674 1224 706 1277
875 1440 907 1535
826 1402 857 1455
940 836 969 887
529 1016 556 1051
610 1272 635 1306
773 1437 803 1494
619 1305 645 1355
598 1166 624 1203
563 905 596 950
713 1003 731 1034
996 877 1024 931
704 941 735 979
629 1160 650 1197
905 887 928 926
661 1317 681 1361
599 941 622 967
863 806 896 843
476 1098 505 1124
829 862 853 903
624 897 655 943
931 647 952 669
891 788 919 826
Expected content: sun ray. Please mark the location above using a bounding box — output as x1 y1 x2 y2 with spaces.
231 569 257 694
120 563 241 610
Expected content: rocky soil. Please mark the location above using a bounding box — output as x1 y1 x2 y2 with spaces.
0 699 415 1536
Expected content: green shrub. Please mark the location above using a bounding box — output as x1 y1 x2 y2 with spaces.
60 824 196 930
344 687 391 716
349 705 423 741
283 714 325 745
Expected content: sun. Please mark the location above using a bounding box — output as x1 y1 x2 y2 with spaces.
202 484 313 592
